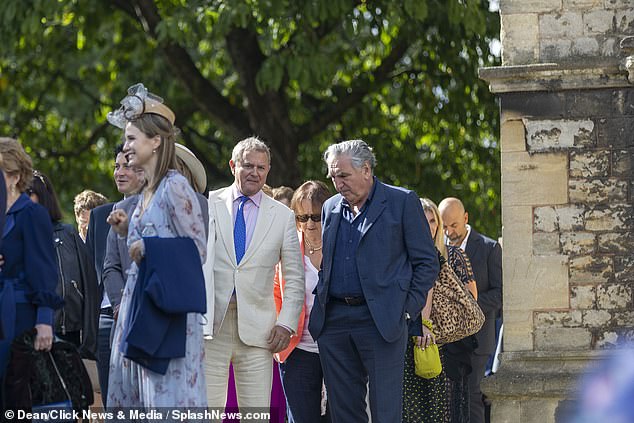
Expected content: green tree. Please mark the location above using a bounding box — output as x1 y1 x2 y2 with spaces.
0 0 501 236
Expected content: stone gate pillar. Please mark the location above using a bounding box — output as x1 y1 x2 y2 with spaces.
479 1 634 422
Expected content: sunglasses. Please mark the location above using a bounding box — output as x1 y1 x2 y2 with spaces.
296 214 321 223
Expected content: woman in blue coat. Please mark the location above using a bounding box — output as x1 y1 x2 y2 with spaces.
0 138 62 409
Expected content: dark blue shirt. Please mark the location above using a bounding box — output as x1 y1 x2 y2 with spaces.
329 179 378 298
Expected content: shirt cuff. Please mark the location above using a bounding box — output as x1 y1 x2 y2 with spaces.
276 323 295 335
36 307 54 326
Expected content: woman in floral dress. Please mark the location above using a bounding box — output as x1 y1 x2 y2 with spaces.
105 83 207 408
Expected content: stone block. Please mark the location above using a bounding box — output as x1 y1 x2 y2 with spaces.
606 0 634 10
565 89 629 119
572 37 600 55
505 255 569 310
598 233 634 254
582 310 612 327
500 120 527 153
503 311 534 351
585 205 632 231
490 400 521 423
583 10 615 34
569 150 609 178
502 152 568 206
533 232 561 255
502 206 533 256
569 255 613 284
563 0 603 7
569 178 628 203
601 37 618 56
534 206 558 232
615 10 634 33
612 149 633 177
560 231 595 256
501 92 566 119
613 311 634 326
570 285 596 309
521 399 561 423
614 255 634 280
500 1 563 14
535 327 592 350
540 39 573 61
596 117 634 148
524 119 594 151
535 310 582 328
540 12 584 38
501 14 539 65
557 205 586 231
596 331 619 348
597 283 632 309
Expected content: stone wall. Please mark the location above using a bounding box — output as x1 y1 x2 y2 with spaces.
500 0 633 66
480 0 634 421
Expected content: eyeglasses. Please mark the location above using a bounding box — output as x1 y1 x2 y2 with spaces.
296 214 321 223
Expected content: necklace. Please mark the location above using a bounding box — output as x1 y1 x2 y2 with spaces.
305 238 322 255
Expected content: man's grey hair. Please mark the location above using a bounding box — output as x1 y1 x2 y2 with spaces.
323 139 377 170
232 136 271 164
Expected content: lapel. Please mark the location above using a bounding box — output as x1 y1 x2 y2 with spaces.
239 194 275 265
358 180 387 242
322 197 343 277
465 229 483 261
3 194 31 239
213 188 238 266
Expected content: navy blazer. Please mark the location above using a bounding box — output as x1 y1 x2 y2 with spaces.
309 180 439 342
465 229 502 356
85 202 114 286
122 237 206 374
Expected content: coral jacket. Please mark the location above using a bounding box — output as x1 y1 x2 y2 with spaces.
274 231 307 363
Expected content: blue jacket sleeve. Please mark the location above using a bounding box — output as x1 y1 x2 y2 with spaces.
23 204 63 325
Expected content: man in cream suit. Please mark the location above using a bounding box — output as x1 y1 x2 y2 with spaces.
203 137 305 412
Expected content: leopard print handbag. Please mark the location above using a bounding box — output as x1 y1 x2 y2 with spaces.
430 258 485 345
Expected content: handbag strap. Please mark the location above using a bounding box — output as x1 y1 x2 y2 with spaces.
47 351 73 404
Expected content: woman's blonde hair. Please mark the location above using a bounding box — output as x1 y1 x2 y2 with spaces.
0 137 33 193
130 113 177 192
420 198 447 259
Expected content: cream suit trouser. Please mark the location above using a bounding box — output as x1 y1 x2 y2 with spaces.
204 302 273 411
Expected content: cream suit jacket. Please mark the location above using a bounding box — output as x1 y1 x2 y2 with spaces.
202 186 305 348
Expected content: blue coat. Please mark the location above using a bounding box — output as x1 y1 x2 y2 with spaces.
0 194 62 380
0 172 5 251
121 236 206 374
309 180 439 342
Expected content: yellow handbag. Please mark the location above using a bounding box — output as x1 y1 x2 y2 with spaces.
413 319 442 379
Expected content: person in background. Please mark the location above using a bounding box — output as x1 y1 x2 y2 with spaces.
86 143 145 406
272 186 294 208
309 140 439 422
174 143 209 238
275 180 332 423
74 189 108 241
0 138 62 410
28 170 100 360
106 82 207 407
439 197 502 423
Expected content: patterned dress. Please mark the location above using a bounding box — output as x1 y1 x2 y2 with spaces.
108 170 208 408
402 246 476 423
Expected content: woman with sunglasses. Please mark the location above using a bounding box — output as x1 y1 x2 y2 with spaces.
274 180 332 423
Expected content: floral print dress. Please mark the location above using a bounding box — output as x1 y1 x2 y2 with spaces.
108 170 207 408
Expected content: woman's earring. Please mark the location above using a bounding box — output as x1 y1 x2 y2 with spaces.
152 149 156 154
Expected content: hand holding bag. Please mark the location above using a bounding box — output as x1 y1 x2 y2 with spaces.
430 252 485 345
413 319 442 379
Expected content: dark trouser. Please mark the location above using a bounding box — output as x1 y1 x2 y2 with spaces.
468 353 490 423
97 313 114 407
280 348 330 423
317 302 407 423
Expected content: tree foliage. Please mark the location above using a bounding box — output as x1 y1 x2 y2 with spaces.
0 0 501 236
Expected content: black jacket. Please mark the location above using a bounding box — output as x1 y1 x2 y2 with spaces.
52 222 99 359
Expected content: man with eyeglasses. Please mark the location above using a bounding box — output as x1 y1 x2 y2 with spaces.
309 139 439 423
202 137 304 413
